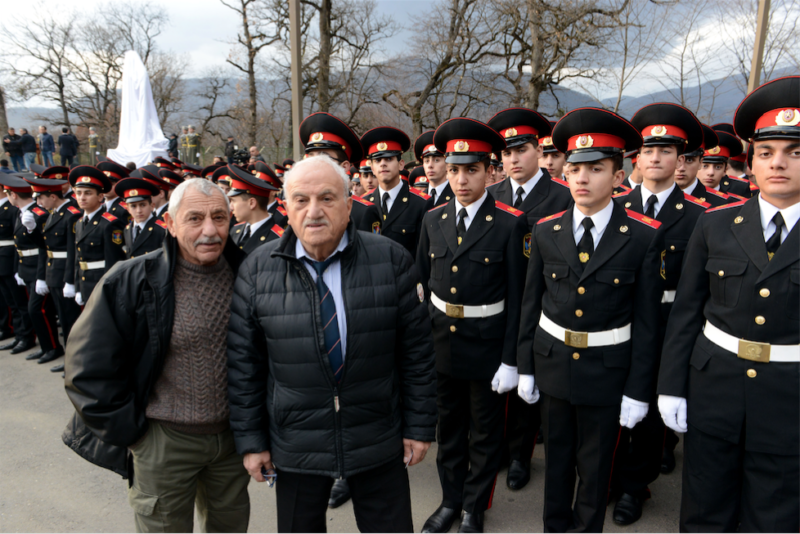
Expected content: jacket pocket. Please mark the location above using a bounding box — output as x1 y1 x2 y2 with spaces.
664 238 688 285
690 338 712 371
468 250 504 286
543 263 570 303
594 269 636 311
533 331 555 358
706 257 747 308
128 486 159 517
429 246 447 280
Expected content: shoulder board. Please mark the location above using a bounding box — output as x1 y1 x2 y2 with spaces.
707 199 747 213
155 219 167 229
550 176 569 188
277 198 284 206
626 209 662 229
727 193 747 202
67 206 81 215
727 175 750 183
102 212 117 222
613 188 633 198
409 187 431 200
271 224 284 237
277 206 287 216
749 182 759 191
351 195 373 206
617 184 631 191
428 203 447 213
494 201 523 217
683 194 711 209
704 188 728 199
32 207 46 216
537 210 567 225
119 201 127 209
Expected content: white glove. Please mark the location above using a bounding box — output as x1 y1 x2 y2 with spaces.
517 374 541 404
63 283 76 298
21 210 36 232
35 280 49 295
620 395 649 429
75 292 84 306
658 394 688 433
491 363 519 394
14 273 24 286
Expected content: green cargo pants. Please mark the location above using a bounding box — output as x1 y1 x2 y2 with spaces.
127 421 251 533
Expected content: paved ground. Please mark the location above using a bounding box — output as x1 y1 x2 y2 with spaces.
0 343 681 532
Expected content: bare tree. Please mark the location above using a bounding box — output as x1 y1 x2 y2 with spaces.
149 52 189 127
194 67 237 141
100 1 168 64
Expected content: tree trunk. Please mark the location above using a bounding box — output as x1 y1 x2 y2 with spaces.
525 0 544 110
0 87 8 135
317 0 332 112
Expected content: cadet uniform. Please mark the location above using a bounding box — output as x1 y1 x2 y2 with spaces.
97 160 132 223
150 166 184 221
658 75 800 533
676 125 730 210
705 130 752 198
414 131 453 210
114 178 167 259
226 163 282 255
517 108 664 533
178 129 188 162
417 118 527 534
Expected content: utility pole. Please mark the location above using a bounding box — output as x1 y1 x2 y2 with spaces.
289 0 303 161
747 0 770 94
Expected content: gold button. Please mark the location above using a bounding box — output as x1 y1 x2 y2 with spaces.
577 287 585 295
484 258 489 263
755 316 765 325
575 309 583 317
551 273 557 279
747 369 757 378
614 278 620 284
718 270 724 277
431 253 434 258
553 224 561 231
624 202 632 208
676 203 683 210
670 245 676 251
82 276 85 281
450 287 457 294
759 288 770 298
724 181 729 185
451 265 458 273
572 352 580 360
450 325 456 332
402 229 406 234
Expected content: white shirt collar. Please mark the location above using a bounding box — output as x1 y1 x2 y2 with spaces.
136 214 153 230
680 178 699 194
640 182 676 216
0 197 9 207
248 213 272 235
454 191 488 231
378 180 403 203
572 200 614 242
267 199 277 211
758 195 800 241
155 203 168 216
509 168 543 198
431 180 449 199
85 207 102 220
19 201 35 213
295 230 349 263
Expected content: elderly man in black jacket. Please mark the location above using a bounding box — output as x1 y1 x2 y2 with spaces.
227 155 437 533
63 178 250 533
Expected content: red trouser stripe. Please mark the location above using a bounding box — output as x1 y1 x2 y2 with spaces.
606 426 623 502
41 294 56 348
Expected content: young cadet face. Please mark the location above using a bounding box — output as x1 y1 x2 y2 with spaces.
38 192 59 210
485 165 497 187
217 181 231 195
229 194 255 223
565 158 625 215
638 145 682 184
75 187 104 212
541 151 566 179
127 198 153 224
674 154 702 188
372 156 401 188
423 155 447 186
698 161 727 188
501 142 542 183
751 139 800 208
447 161 487 206
352 181 366 196
360 170 377 192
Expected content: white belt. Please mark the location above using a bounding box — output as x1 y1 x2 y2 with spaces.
0 240 14 247
661 290 676 304
80 260 106 271
539 313 631 349
703 320 800 363
17 249 38 257
431 293 505 319
47 251 68 259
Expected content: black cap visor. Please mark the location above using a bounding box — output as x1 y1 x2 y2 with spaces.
751 126 800 141
368 150 402 160
503 135 538 149
566 148 623 164
445 153 489 165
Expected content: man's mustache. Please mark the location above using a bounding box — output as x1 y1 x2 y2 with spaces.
194 235 223 247
303 218 329 228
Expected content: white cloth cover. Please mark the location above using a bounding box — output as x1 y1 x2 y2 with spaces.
107 51 169 168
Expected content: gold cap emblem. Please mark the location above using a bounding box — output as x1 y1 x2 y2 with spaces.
80 177 92 183
542 136 553 146
776 109 800 126
55 173 62 179
490 153 497 160
103 171 111 177
311 132 324 142
579 252 590 263
454 140 469 152
504 127 518 138
708 146 721 155
576 135 593 148
129 189 139 196
651 125 667 136
376 142 388 151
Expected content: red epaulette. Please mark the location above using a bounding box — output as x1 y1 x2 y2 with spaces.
616 184 631 192
536 210 567 225
626 209 662 229
683 194 711 209
277 198 285 206
749 182 760 191
32 207 46 217
409 187 430 200
727 174 750 183
351 195 373 206
728 193 747 202
119 201 127 209
551 176 569 188
277 206 287 217
428 203 446 213
67 206 81 215
613 188 633 198
495 201 523 217
102 212 117 222
271 224 284 237
155 219 167 229
704 188 728 199
401 176 409 182
707 199 747 213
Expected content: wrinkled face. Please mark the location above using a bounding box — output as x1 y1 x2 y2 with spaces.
447 162 487 206
75 187 103 212
286 165 351 251
541 151 566 179
127 198 153 224
699 161 727 188
501 142 542 183
423 155 447 184
165 188 229 266
751 139 800 204
639 145 682 183
675 155 702 188
565 159 624 212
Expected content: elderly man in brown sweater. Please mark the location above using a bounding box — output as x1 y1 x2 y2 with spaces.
64 178 249 532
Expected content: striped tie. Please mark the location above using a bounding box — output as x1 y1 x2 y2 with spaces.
306 254 344 382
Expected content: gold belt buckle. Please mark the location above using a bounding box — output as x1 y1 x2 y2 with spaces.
79 261 88 270
738 340 771 363
47 251 53 259
16 249 22 257
565 329 588 349
445 303 464 319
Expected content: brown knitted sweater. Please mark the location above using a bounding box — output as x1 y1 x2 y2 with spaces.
145 254 235 434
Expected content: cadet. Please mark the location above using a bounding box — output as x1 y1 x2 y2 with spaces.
410 167 429 194
155 167 185 220
68 166 127 305
674 124 731 208
210 166 232 195
517 108 664 533
610 103 710 525
178 126 188 162
24 170 82 372
97 160 131 222
658 75 800 533
414 131 452 209
351 168 366 197
539 120 566 181
299 113 382 236
358 159 378 195
227 164 282 254
362 127 429 255
153 156 178 172
114 178 167 259
622 150 641 189
712 122 753 181
701 129 750 199
251 161 288 228
87 127 100 165
417 118 527 534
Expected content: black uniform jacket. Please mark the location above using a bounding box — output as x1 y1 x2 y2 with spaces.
73 209 127 298
350 195 382 234
486 169 573 229
106 197 131 223
424 182 454 211
416 194 529 380
230 219 282 255
41 200 82 288
14 203 50 283
517 203 665 406
365 181 429 256
153 203 169 222
686 180 732 208
658 197 798 456
0 199 19 277
124 217 167 259
267 202 288 228
719 174 754 198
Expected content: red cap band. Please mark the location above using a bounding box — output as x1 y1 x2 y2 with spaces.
308 132 351 158
230 178 271 196
75 176 104 188
704 145 730 158
539 136 554 147
642 124 688 140
254 171 282 189
368 140 403 155
567 133 626 152
29 183 63 193
123 188 152 199
500 125 539 139
143 177 168 191
755 108 800 131
102 170 124 180
445 139 492 154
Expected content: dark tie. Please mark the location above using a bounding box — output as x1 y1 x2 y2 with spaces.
241 224 251 244
514 186 525 209
431 188 437 205
305 255 344 382
766 212 785 259
644 195 657 218
457 208 467 245
577 218 594 270
132 225 139 242
382 192 390 220
83 216 89 228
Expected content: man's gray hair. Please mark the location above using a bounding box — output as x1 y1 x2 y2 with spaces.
168 178 229 220
284 155 350 197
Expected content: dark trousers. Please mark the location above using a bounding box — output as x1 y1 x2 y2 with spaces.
275 457 413 533
610 400 664 496
26 281 60 353
0 275 33 341
436 372 505 514
50 285 81 345
681 424 799 533
505 393 541 464
60 154 74 166
0 290 11 333
540 393 621 533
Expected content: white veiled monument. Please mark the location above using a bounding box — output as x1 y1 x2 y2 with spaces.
107 51 169 167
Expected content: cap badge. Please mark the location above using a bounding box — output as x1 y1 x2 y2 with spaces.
542 136 553 146
354 173 360 179
490 153 497 160
579 252 590 263
129 189 139 197
504 128 518 138
103 171 111 177
55 174 62 179
776 109 800 126
708 146 721 155
576 135 593 148
651 125 667 136
377 142 388 151
80 177 92 183
311 132 324 142
454 140 469 152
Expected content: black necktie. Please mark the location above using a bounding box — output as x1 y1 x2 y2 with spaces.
514 186 525 209
382 192 390 220
431 188 437 205
457 208 467 245
132 225 139 242
766 212 785 259
242 224 251 243
83 216 89 227
644 195 657 218
578 218 594 270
